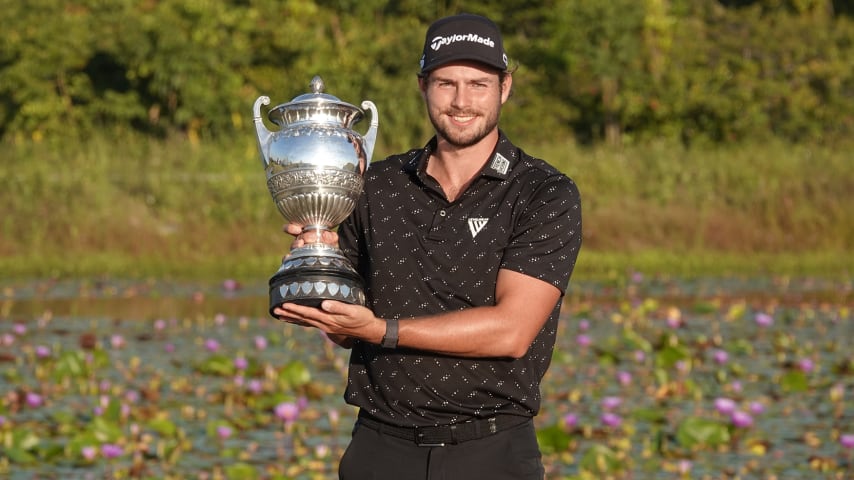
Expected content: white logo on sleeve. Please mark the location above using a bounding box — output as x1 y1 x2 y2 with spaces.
468 217 489 238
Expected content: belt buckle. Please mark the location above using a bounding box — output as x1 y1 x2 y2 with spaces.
414 425 447 447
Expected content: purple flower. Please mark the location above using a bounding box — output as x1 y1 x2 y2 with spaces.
217 425 233 440
1 333 14 346
633 350 646 363
164 343 175 353
214 313 226 325
600 412 622 428
248 379 263 394
110 334 125 349
617 370 632 386
563 413 578 430
0 415 6 427
729 380 743 394
100 444 123 459
35 345 51 358
254 336 268 350
578 319 590 331
840 434 854 449
797 358 814 373
730 410 754 428
754 312 774 327
712 349 728 365
275 402 300 426
576 334 591 347
714 397 737 415
154 319 166 331
81 446 97 461
204 338 220 352
601 396 622 411
677 459 692 475
666 307 682 328
749 401 765 415
12 323 26 335
222 279 240 292
25 392 43 408
234 356 248 370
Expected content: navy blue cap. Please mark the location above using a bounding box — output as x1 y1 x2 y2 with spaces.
420 14 509 74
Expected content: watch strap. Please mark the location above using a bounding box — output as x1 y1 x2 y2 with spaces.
381 318 399 349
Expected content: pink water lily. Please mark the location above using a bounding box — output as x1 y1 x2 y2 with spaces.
217 425 233 440
204 338 220 352
100 444 123 459
601 412 622 428
275 402 300 427
731 410 754 428
754 312 774 327
714 397 737 415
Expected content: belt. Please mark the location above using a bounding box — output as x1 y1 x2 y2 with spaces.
356 412 530 447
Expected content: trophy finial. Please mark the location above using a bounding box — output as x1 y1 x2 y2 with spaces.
310 76 325 94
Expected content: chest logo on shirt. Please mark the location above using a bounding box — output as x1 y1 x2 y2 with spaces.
490 153 510 175
468 217 489 238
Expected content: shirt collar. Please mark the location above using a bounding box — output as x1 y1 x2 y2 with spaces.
403 130 518 181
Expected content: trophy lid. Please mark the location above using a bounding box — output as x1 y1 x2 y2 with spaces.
267 76 364 128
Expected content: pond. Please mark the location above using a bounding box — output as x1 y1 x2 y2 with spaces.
1 276 852 479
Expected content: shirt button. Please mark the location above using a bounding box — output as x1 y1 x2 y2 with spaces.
439 210 447 217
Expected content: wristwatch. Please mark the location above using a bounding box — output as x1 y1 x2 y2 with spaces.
381 318 399 349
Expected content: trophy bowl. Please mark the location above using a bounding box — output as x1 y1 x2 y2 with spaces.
253 76 378 316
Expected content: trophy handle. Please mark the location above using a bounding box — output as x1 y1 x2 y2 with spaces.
253 96 273 168
360 100 379 165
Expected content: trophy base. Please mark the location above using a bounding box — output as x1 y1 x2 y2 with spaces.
268 244 365 317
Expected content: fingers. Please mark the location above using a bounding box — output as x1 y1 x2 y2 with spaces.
282 224 339 247
284 223 304 236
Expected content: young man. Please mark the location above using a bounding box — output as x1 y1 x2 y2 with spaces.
275 13 582 479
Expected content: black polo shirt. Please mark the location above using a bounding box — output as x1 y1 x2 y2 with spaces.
337 130 582 427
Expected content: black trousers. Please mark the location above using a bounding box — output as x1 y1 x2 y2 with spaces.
338 418 544 480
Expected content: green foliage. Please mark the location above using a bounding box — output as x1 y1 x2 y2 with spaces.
0 1 853 146
675 417 731 449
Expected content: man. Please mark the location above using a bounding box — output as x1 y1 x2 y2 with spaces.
275 13 582 480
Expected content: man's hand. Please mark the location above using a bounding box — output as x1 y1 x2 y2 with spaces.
285 223 339 250
273 300 385 346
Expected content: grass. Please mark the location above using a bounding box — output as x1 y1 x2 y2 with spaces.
1 133 851 281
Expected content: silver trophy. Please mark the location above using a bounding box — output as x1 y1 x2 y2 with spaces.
253 76 378 315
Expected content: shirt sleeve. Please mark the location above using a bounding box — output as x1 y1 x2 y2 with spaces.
499 173 582 294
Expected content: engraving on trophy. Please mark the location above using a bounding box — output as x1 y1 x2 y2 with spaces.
253 76 378 316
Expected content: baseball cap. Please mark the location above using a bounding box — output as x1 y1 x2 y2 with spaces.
419 14 509 74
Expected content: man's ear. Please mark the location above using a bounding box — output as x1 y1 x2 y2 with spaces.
500 74 513 104
417 75 428 99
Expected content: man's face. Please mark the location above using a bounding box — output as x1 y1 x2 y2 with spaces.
420 62 512 148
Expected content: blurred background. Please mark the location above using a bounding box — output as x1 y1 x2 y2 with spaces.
1 0 852 280
1 3 852 479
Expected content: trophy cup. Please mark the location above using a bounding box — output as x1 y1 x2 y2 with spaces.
253 76 378 315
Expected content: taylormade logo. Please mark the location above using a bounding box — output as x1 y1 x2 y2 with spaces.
431 33 495 51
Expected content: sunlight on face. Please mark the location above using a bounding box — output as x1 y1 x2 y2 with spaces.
421 62 511 148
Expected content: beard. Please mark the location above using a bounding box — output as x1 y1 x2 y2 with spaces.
427 102 502 148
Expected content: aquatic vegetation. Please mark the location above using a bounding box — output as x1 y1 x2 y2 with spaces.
0 276 852 479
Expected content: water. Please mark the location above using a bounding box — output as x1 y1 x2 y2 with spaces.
1 277 851 479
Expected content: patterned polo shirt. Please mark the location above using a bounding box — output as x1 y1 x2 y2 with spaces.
337 130 582 427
